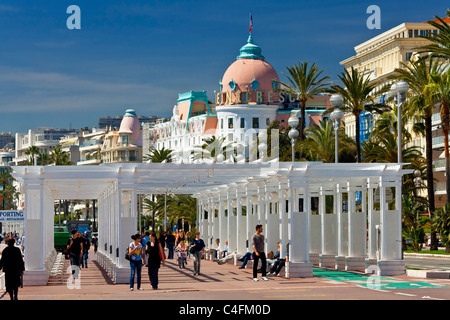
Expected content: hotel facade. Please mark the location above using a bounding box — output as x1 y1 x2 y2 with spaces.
147 34 331 162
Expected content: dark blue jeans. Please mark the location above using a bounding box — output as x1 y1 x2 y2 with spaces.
129 259 142 289
167 242 175 259
238 252 252 268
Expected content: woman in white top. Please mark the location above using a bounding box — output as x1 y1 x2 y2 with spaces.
129 233 144 291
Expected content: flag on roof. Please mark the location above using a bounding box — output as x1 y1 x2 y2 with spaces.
249 13 253 33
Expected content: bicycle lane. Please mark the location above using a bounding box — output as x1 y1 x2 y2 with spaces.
312 267 449 300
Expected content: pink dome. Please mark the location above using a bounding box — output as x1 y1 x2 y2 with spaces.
118 109 142 146
222 59 279 93
220 35 280 105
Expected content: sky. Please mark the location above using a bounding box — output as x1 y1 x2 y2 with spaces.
0 0 448 134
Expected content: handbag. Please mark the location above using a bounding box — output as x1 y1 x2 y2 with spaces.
125 247 132 261
189 244 196 254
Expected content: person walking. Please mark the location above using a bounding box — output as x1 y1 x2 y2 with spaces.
81 232 91 268
129 233 144 291
146 232 166 290
166 230 176 259
67 230 83 279
252 224 268 282
190 231 205 276
92 234 98 254
0 238 25 300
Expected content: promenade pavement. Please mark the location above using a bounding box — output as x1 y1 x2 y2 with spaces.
3 248 449 303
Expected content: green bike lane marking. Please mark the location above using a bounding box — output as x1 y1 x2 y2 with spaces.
312 267 446 290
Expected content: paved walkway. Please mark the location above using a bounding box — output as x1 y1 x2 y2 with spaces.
3 249 449 302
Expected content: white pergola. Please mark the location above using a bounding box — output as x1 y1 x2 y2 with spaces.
12 161 410 285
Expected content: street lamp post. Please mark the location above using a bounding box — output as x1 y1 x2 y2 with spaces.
330 94 344 163
390 80 409 164
288 114 299 162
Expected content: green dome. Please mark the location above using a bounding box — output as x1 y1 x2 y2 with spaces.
124 109 137 117
236 35 265 60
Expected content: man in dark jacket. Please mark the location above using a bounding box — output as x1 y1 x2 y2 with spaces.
0 238 25 300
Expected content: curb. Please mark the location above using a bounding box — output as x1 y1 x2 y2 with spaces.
404 252 450 259
406 269 450 279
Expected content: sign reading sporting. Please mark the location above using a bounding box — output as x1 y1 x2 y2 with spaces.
0 210 24 222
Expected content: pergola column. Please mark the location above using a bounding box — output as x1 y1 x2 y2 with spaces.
319 185 337 268
279 181 288 259
219 192 227 250
335 183 346 269
236 187 246 255
345 181 366 271
22 179 54 286
377 175 405 276
285 178 312 278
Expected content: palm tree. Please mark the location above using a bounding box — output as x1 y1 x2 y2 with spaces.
432 204 450 253
402 194 426 252
37 153 51 165
24 146 40 165
361 129 423 164
51 148 71 165
424 66 450 202
394 57 441 250
302 119 356 163
142 196 159 231
419 15 450 60
192 136 236 162
280 61 330 141
144 147 173 163
329 67 390 162
168 194 197 229
0 168 17 210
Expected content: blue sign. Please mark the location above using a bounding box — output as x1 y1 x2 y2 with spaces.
0 211 24 222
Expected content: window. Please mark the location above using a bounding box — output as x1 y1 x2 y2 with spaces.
406 52 413 61
240 118 245 129
252 118 259 129
122 135 129 146
266 118 270 126
221 118 224 130
228 118 234 129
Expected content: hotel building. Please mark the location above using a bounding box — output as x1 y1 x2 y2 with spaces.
147 34 330 161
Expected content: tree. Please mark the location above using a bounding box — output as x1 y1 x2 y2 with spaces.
51 148 71 165
0 168 18 210
24 146 40 165
329 67 390 162
37 153 51 166
424 67 450 203
361 129 422 164
419 14 450 60
144 147 173 163
402 194 426 252
280 61 330 141
394 57 441 250
192 136 236 162
142 196 159 231
302 119 356 163
432 204 450 253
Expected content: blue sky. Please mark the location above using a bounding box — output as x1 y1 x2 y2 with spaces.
0 0 448 133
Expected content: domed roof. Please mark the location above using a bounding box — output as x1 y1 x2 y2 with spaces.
221 35 279 103
118 109 142 146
